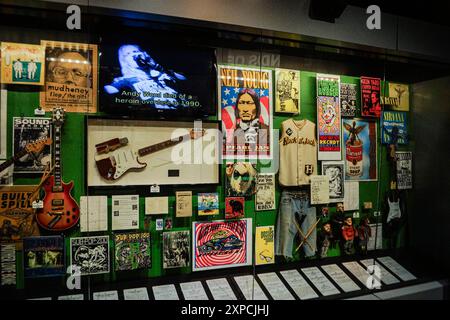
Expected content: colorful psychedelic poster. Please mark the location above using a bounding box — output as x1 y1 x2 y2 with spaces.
23 236 65 278
343 119 377 181
225 162 257 198
218 65 273 160
1 42 45 85
340 83 357 117
275 68 300 114
163 230 190 269
12 117 52 173
197 193 219 216
317 74 342 161
192 218 252 271
381 111 408 145
255 173 275 211
70 235 110 276
360 76 381 118
0 242 16 286
114 232 151 271
40 40 98 113
321 161 345 203
225 197 245 219
388 83 409 111
255 226 274 265
396 151 412 190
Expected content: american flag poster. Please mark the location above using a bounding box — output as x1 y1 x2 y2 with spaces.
218 65 272 160
192 218 252 271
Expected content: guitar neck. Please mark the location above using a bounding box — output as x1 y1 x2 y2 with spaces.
138 134 191 157
1 149 28 172
53 124 63 187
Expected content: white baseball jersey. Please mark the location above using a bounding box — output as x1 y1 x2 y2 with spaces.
279 118 317 186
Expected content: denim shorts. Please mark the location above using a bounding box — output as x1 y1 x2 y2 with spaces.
275 189 317 258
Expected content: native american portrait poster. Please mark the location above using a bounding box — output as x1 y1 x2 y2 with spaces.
218 65 273 159
1 42 45 85
70 235 110 276
317 74 342 161
23 235 65 278
40 40 98 113
192 218 252 271
275 68 300 114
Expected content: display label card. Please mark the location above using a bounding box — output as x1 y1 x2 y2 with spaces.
301 267 340 296
112 195 139 230
176 191 193 217
257 272 295 300
321 264 360 292
367 223 383 250
58 294 84 300
93 290 119 300
310 175 330 204
279 269 318 300
206 278 237 300
31 200 44 209
123 287 150 300
359 259 400 285
180 281 209 300
34 107 46 116
80 195 108 232
234 275 268 300
150 185 160 193
376 256 416 281
342 261 372 288
27 297 52 300
152 284 179 300
145 196 169 215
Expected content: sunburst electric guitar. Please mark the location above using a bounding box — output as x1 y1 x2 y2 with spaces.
95 129 205 181
37 108 80 231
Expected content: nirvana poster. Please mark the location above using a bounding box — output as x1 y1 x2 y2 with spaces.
12 117 52 173
396 151 412 190
23 236 65 278
0 186 40 241
0 242 16 286
197 193 219 216
255 173 276 211
192 218 252 271
388 83 409 111
343 119 377 181
317 74 342 161
321 161 345 203
340 83 357 117
361 76 381 118
1 42 45 85
225 197 245 219
163 230 190 269
114 232 151 271
218 65 273 160
225 162 257 198
381 111 408 145
255 226 274 265
70 235 110 276
275 68 300 114
40 40 98 113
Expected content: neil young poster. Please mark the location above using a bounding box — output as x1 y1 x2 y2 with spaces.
40 40 98 113
317 74 342 161
70 235 110 276
219 65 273 160
192 218 252 272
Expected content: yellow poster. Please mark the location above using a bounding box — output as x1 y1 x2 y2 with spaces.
40 40 98 113
388 83 409 111
255 225 274 265
1 42 45 85
275 68 300 114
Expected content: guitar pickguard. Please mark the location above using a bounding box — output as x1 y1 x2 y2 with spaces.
95 149 147 181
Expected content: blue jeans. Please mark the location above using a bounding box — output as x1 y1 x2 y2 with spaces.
275 190 317 258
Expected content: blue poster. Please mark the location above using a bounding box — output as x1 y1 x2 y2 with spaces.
381 111 408 145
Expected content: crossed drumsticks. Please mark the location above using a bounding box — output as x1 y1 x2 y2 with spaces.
294 213 321 253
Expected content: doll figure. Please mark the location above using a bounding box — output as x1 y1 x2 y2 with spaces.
357 217 372 254
318 222 334 258
332 202 346 241
342 216 358 255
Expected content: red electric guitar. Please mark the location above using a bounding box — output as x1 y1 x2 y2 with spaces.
37 108 80 231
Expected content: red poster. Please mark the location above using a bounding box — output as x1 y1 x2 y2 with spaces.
361 76 381 118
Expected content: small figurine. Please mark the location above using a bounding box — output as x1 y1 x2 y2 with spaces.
332 202 345 240
341 216 358 255
357 217 372 254
318 222 334 258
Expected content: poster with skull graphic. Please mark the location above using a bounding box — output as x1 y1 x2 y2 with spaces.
70 235 110 276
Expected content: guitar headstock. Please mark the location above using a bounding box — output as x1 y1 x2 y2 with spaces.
24 137 52 154
52 107 65 127
189 129 206 140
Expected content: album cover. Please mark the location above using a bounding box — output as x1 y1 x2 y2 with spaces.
225 197 245 219
198 193 219 216
70 236 110 276
23 236 65 278
163 230 190 269
225 162 257 198
114 232 151 271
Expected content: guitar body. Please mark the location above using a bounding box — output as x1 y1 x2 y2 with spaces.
37 175 80 231
95 149 147 181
